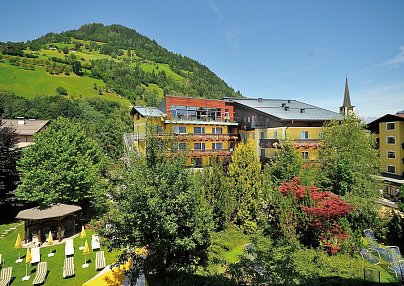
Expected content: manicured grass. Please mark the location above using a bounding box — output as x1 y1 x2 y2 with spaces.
0 223 120 285
0 62 130 106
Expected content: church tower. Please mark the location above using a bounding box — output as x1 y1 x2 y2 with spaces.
339 76 355 116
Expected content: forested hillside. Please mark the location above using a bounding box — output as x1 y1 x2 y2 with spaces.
0 23 241 105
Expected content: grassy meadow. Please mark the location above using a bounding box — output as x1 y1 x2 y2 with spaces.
0 62 130 106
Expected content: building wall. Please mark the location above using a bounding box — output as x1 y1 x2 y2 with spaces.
379 120 404 176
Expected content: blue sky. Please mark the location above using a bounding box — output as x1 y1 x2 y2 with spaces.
1 0 403 118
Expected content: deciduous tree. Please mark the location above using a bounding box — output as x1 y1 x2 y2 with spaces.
15 117 105 211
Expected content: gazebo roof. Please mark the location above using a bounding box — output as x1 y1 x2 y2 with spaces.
15 204 82 220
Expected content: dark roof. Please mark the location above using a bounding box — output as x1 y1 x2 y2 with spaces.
368 113 404 130
15 204 82 220
229 98 341 121
132 106 165 117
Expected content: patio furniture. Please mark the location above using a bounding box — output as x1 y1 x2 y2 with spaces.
92 234 100 251
388 260 404 280
32 261 47 285
386 246 402 263
96 251 106 270
363 229 388 259
63 257 75 278
359 249 379 264
0 267 12 286
65 239 74 257
30 247 40 265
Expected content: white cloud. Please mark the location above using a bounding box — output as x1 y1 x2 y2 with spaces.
377 45 404 68
208 0 223 22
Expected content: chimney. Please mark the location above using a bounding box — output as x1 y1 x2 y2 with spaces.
17 117 25 125
284 106 289 111
258 98 263 102
300 108 305 113
281 103 286 107
287 100 291 103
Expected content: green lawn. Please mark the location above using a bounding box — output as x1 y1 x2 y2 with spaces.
0 62 130 106
139 62 185 82
0 223 120 286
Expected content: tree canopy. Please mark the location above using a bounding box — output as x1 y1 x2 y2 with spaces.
15 117 106 210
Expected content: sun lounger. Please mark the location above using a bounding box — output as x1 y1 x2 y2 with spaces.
65 239 74 257
386 246 402 263
363 229 388 259
32 261 47 285
63 257 75 278
92 234 100 251
388 260 404 280
359 249 379 264
0 267 12 286
96 251 106 270
30 247 41 265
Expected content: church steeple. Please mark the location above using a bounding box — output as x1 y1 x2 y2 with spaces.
339 75 355 116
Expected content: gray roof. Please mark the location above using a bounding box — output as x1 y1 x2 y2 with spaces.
132 106 165 117
3 119 49 136
230 98 341 121
15 204 82 220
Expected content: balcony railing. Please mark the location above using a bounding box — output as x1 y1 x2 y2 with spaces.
259 138 320 149
167 115 238 124
175 133 238 141
187 148 234 156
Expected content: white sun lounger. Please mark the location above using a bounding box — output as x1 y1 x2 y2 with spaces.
92 234 100 251
30 247 41 264
65 239 74 257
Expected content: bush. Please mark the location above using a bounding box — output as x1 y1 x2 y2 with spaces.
56 86 68 96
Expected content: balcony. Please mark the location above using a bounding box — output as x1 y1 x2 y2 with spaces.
188 148 234 157
166 115 238 126
259 138 320 149
176 133 239 141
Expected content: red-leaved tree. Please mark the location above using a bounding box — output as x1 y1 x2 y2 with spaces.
279 177 353 254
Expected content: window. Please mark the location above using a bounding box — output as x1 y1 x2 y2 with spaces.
178 143 187 150
194 126 205 134
318 132 323 139
251 132 255 139
212 127 223 134
194 142 205 150
174 126 186 134
301 131 309 139
387 165 396 174
192 157 203 168
261 148 266 158
273 131 278 138
229 141 236 151
387 151 396 159
212 142 223 150
302 152 309 159
260 132 266 139
241 132 246 143
386 122 395 130
387 136 396 144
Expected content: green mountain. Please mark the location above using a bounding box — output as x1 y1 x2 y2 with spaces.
0 23 241 105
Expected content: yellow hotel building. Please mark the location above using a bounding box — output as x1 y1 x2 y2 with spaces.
227 97 341 163
131 95 238 167
368 111 404 199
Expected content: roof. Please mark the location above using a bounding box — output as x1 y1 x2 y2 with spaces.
132 106 165 117
15 204 82 220
229 98 341 121
2 119 49 136
368 113 404 130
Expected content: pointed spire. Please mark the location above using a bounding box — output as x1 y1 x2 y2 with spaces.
339 75 355 116
343 75 352 107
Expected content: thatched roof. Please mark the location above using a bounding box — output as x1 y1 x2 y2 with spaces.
15 204 82 220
